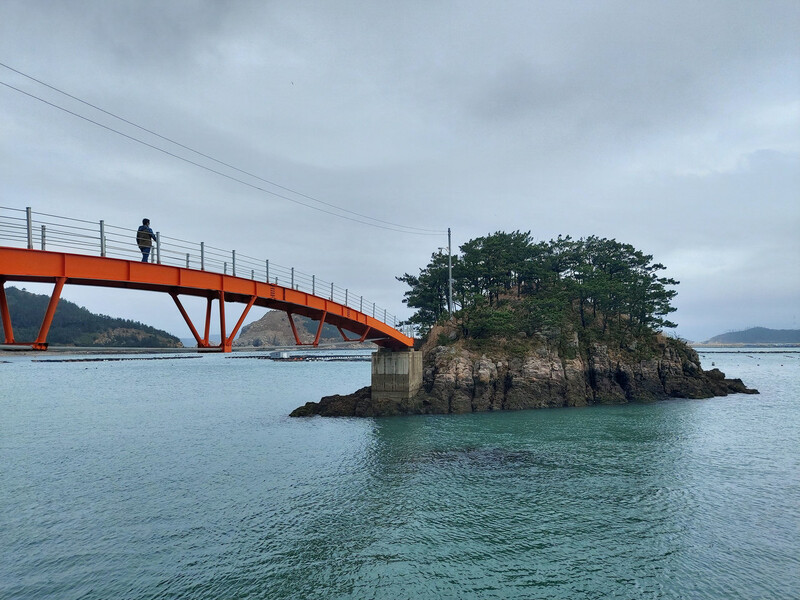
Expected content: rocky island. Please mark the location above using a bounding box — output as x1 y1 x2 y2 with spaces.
291 232 757 417
291 323 756 417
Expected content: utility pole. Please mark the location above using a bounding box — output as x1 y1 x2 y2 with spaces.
448 227 453 316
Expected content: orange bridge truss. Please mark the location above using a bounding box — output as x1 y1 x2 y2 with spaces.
0 247 414 352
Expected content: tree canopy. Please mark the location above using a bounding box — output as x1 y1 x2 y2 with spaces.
397 232 678 343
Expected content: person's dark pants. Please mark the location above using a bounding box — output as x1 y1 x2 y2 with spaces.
140 246 151 263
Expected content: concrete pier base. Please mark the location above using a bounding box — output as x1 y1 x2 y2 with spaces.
371 348 423 411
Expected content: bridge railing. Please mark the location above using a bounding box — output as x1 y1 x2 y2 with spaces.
0 205 413 334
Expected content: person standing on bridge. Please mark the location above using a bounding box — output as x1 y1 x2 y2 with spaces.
136 218 156 263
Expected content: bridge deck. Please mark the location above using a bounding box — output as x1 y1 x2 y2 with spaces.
0 247 414 351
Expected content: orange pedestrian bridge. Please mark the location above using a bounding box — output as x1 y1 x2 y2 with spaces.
0 206 414 352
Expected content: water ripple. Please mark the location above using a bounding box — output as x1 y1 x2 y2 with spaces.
0 352 797 598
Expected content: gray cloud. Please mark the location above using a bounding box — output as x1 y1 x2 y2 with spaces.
1 0 797 342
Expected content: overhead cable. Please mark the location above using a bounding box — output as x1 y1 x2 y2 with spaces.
1 80 444 235
0 62 447 236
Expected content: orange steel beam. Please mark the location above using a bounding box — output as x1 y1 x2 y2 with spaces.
225 294 257 352
287 311 329 347
0 282 15 343
170 292 211 348
312 311 327 347
0 247 414 351
2 276 67 349
34 277 66 350
336 324 371 343
174 291 258 352
286 313 303 346
218 291 227 350
203 297 213 346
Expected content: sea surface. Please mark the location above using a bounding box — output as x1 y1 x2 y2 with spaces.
1 348 798 600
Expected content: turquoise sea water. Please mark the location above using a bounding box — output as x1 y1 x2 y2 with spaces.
1 348 798 599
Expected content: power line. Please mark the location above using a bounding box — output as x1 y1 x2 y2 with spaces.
0 62 447 236
1 80 441 234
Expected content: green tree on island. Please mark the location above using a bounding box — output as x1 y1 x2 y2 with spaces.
397 232 678 347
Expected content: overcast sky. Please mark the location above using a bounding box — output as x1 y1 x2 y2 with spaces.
1 1 798 342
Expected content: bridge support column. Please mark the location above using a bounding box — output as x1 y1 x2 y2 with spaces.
0 283 15 343
0 278 66 350
371 348 423 412
32 277 66 350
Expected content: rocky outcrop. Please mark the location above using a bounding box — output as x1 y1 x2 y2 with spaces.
291 334 757 417
92 327 183 348
235 310 344 347
235 310 380 348
291 386 375 417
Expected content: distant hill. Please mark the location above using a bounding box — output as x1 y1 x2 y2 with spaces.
704 327 800 345
1 286 182 348
234 310 346 347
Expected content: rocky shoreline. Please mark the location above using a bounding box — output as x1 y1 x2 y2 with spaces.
291 334 757 418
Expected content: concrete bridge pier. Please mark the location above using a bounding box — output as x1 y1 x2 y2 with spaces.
371 348 423 412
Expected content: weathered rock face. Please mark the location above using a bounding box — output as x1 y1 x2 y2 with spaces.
290 335 757 417
234 310 355 347
93 327 183 348
291 386 375 417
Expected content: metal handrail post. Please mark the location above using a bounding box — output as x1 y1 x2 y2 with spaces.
265 260 269 283
40 225 46 250
330 282 334 300
186 253 190 268
100 220 106 257
200 242 205 270
291 267 294 289
312 275 315 295
26 207 33 250
232 250 236 277
155 232 161 264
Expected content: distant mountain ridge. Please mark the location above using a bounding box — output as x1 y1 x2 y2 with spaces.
234 310 343 347
1 286 182 348
234 310 379 348
704 327 800 345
